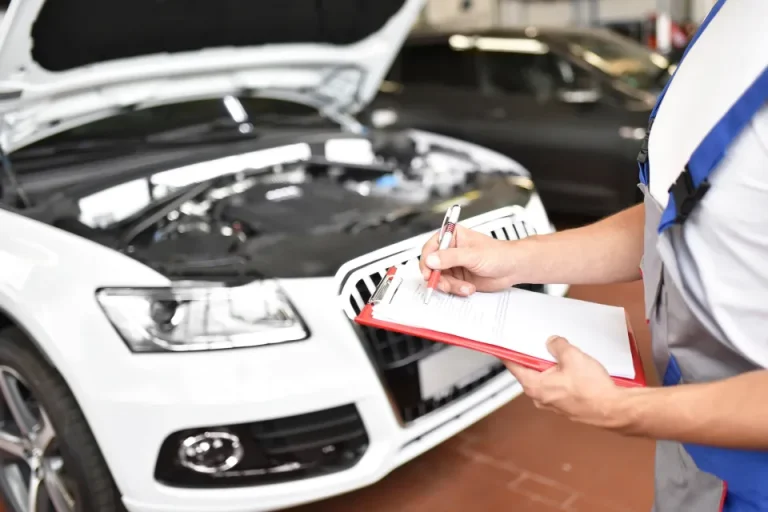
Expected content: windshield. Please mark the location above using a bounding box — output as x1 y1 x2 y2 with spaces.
12 96 339 162
557 30 672 91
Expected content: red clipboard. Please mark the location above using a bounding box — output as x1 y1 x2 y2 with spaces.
354 267 647 388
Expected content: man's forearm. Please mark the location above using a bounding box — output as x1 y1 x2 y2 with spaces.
615 370 768 449
513 203 646 285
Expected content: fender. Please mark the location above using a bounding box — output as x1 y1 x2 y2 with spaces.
0 208 169 398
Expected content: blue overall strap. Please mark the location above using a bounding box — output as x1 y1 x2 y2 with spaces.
637 0 728 187
658 62 768 233
664 358 768 512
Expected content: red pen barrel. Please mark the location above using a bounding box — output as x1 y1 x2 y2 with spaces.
427 270 441 291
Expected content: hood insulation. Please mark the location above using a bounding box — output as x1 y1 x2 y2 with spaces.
31 0 407 72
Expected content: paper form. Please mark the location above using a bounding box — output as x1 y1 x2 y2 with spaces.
372 262 635 379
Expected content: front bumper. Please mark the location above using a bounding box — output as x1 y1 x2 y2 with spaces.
77 196 565 512
120 368 526 512
94 280 531 512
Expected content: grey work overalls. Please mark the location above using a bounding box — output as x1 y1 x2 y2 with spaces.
637 1 768 509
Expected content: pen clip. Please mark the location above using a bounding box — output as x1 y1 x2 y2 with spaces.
438 204 459 243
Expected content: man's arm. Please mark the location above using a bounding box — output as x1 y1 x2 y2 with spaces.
505 337 768 450
616 370 768 449
513 202 646 285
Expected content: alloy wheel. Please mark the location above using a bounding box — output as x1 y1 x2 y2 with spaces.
0 366 76 512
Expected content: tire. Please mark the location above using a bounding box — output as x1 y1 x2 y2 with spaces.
0 327 125 512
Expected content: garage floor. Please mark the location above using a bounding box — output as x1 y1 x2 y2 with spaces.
291 281 659 512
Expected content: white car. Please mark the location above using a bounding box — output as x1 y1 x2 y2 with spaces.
0 1 565 511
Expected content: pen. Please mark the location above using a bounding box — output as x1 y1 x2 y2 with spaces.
425 204 462 304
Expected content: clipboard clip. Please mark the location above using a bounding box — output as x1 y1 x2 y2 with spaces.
369 270 404 305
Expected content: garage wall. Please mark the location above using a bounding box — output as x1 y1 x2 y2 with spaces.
423 0 499 29
689 0 717 21
423 0 716 29
500 0 658 26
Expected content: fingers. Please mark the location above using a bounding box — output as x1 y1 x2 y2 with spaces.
419 225 477 279
504 361 542 390
424 247 481 273
440 274 476 296
419 231 440 279
545 336 578 366
505 360 565 407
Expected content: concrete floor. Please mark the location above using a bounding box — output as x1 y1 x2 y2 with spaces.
291 281 659 512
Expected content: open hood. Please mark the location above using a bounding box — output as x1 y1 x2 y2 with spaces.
0 0 424 151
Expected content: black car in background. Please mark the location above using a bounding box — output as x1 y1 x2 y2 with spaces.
364 27 674 217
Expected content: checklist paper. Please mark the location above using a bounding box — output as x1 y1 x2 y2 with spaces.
372 261 636 379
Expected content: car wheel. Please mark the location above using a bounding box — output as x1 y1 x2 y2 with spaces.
0 327 124 512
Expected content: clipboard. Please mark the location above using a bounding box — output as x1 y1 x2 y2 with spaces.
354 267 647 388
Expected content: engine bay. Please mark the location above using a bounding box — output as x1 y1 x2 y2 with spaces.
21 131 532 279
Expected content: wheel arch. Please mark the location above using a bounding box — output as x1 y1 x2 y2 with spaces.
0 305 128 510
0 306 57 369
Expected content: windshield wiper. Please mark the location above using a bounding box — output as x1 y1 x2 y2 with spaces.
14 108 337 161
144 114 332 143
249 113 336 127
13 138 149 159
143 117 253 143
15 119 262 160
12 136 217 161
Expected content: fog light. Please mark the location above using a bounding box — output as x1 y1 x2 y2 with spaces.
178 431 244 474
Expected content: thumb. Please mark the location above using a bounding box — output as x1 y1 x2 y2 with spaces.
546 336 575 364
425 247 481 271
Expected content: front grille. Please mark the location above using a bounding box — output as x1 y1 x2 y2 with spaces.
387 358 509 423
348 219 544 423
250 405 368 468
155 404 369 488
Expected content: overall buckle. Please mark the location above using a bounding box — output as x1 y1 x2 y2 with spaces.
668 166 710 223
636 117 654 165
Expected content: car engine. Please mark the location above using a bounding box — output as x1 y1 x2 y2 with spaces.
36 131 525 279
129 146 477 270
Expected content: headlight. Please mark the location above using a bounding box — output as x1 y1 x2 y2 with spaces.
96 280 307 353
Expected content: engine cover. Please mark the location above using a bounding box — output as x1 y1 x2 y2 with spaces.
216 179 402 235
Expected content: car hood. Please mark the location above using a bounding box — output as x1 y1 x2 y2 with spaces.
0 0 423 151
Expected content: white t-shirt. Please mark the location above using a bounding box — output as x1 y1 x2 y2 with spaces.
647 0 768 368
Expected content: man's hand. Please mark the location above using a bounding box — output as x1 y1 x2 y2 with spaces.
418 224 523 295
507 337 768 449
504 336 627 429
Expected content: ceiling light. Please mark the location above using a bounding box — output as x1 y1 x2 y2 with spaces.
475 37 548 54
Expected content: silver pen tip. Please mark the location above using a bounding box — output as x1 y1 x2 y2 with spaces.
424 288 433 304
